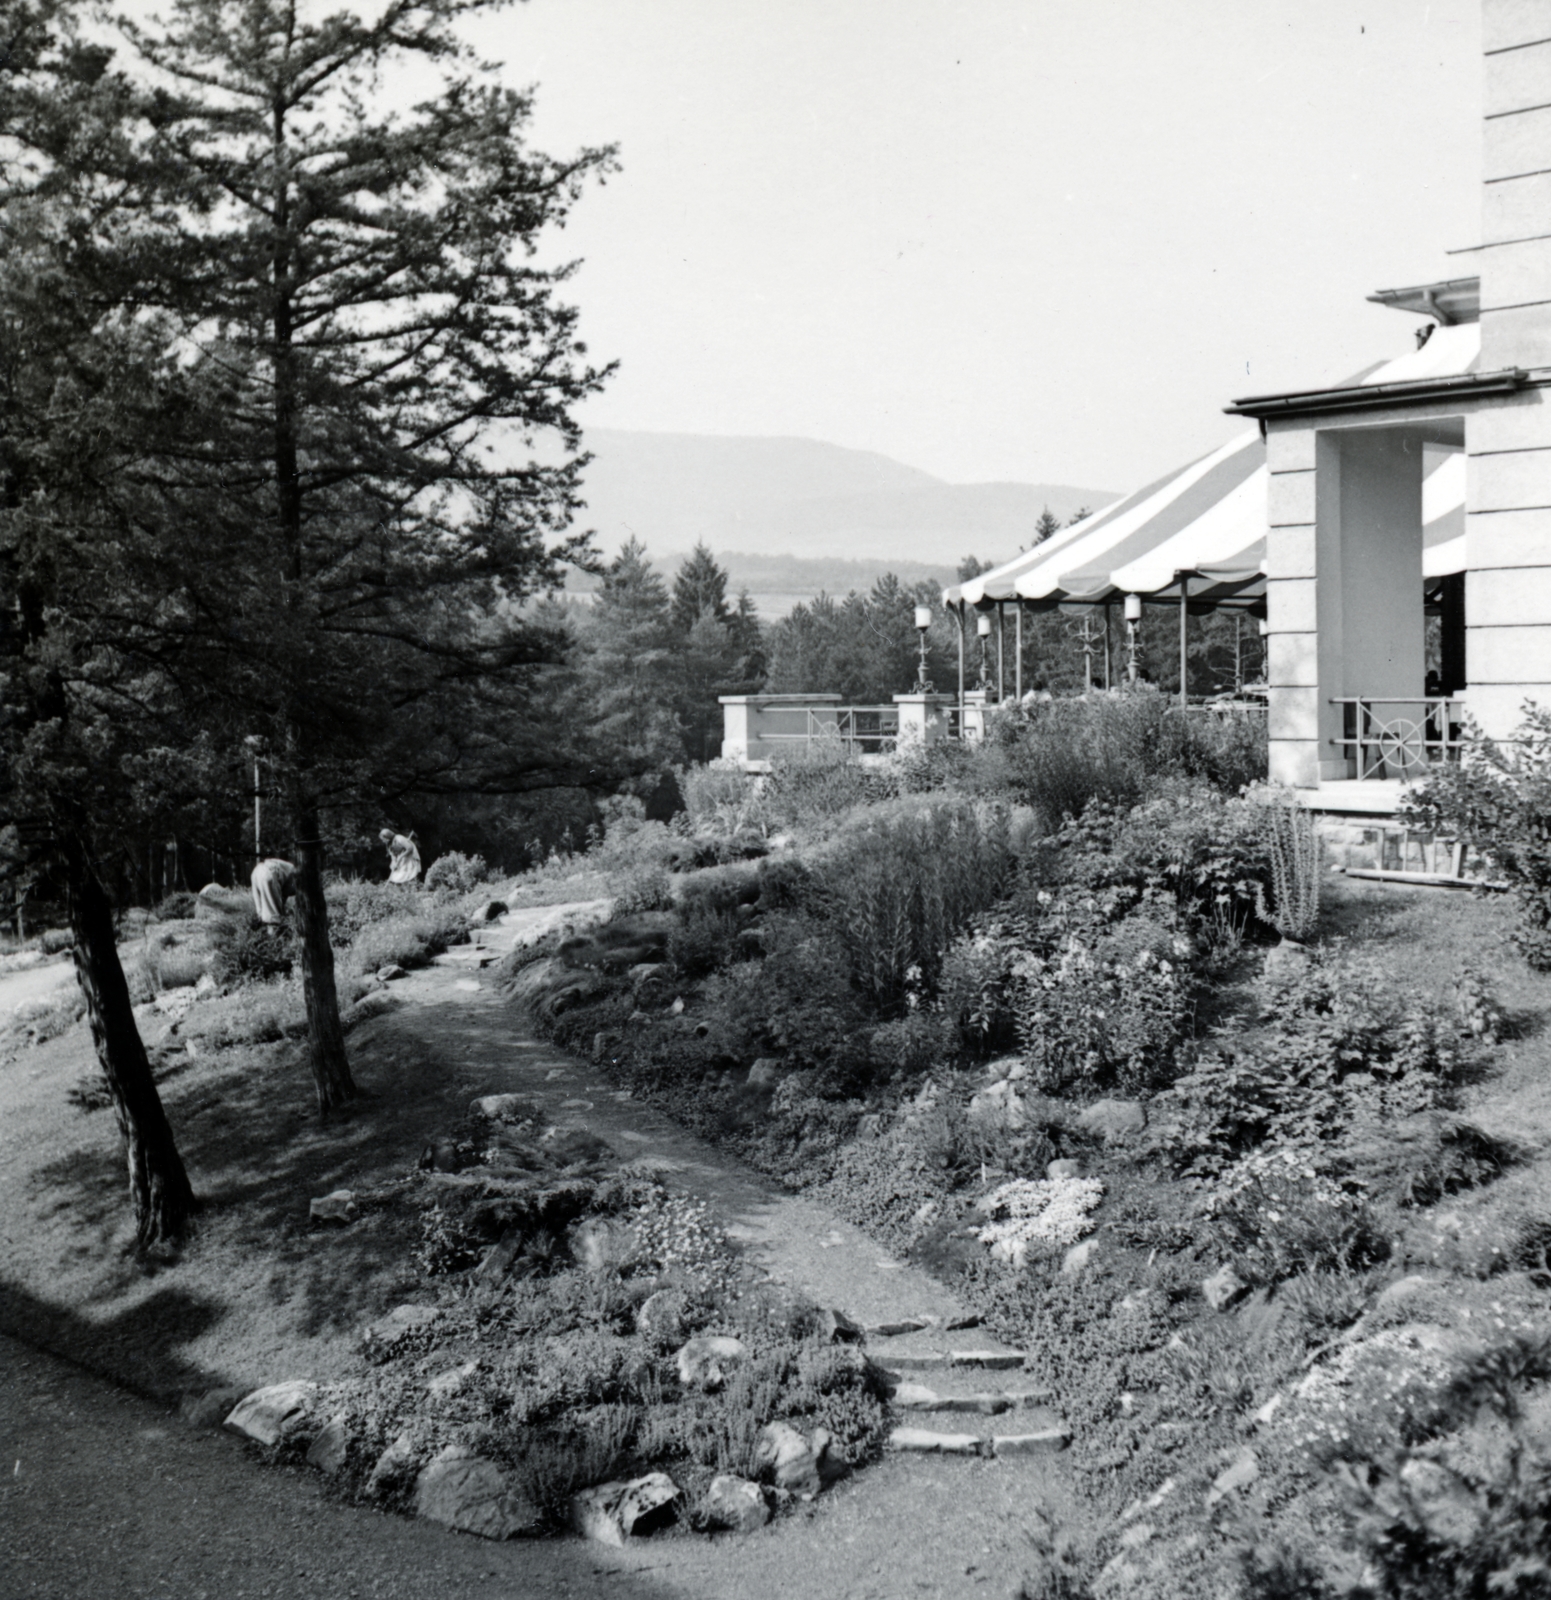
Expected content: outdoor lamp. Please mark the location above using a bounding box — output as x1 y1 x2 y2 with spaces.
1123 593 1141 684
976 614 992 637
1123 594 1142 624
913 606 934 691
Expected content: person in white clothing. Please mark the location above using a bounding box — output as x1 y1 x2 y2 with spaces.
250 858 297 926
380 829 421 884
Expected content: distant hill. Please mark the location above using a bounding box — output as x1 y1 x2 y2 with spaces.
574 428 1116 571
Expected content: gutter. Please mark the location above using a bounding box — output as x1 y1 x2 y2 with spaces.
1225 366 1527 420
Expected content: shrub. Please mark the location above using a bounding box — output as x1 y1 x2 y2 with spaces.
678 761 768 835
1404 703 1551 968
423 851 489 894
153 890 199 921
763 737 890 830
815 798 1014 1014
208 918 295 984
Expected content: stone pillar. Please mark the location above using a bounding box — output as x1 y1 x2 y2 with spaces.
893 693 955 751
1265 421 1322 785
1469 1 1551 739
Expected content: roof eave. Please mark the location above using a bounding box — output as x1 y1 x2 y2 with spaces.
1225 367 1526 421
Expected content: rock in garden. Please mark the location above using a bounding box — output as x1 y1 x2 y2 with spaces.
670 997 685 1015
704 1473 771 1533
1202 1264 1249 1312
1061 1239 1098 1276
592 1030 622 1062
635 1289 685 1344
1398 1458 1483 1544
224 1380 318 1446
1206 1446 1259 1506
363 1303 441 1347
984 1054 1024 1081
1046 1158 1083 1180
745 1058 782 1089
571 1217 633 1273
967 1079 1027 1128
426 1360 479 1399
570 1472 680 1546
194 972 218 998
1076 1099 1147 1142
309 1190 357 1225
305 1417 350 1474
814 1307 865 1344
470 1093 543 1123
676 1335 747 1390
887 1426 986 1456
414 1445 540 1540
376 963 407 981
366 1431 418 1496
1263 939 1312 977
177 1386 246 1428
471 900 508 925
754 1421 822 1498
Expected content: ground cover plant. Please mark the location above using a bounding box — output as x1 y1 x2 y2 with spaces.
504 701 1551 1596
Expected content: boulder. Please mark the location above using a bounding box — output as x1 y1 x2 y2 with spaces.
309 1190 357 1225
1061 1239 1099 1276
676 1335 747 1390
426 1360 480 1400
592 1030 622 1062
414 1445 541 1540
813 1307 865 1344
545 1128 616 1167
306 1417 350 1474
1263 938 1312 978
1398 1458 1484 1544
745 1058 782 1090
363 1303 441 1348
571 1217 635 1273
1202 1264 1249 1312
470 1093 544 1124
366 1430 419 1496
570 1472 680 1547
194 972 218 999
1206 1446 1260 1506
471 900 509 925
1076 1099 1147 1142
967 1078 1026 1128
984 1055 1025 1081
376 963 407 982
1046 1158 1084 1181
341 990 399 1030
753 1420 821 1499
177 1386 246 1428
224 1380 318 1446
703 1473 771 1533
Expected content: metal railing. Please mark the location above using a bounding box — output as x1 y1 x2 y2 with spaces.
1330 696 1465 780
758 705 903 755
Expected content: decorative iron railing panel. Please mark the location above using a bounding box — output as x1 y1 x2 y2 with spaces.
1329 697 1465 780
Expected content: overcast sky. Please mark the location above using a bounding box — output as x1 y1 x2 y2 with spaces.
471 0 1482 496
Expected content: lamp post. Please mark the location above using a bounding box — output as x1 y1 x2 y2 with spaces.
976 613 994 695
913 605 934 692
1124 594 1142 684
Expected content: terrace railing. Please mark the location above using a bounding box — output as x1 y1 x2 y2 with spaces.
1329 696 1465 781
758 705 903 756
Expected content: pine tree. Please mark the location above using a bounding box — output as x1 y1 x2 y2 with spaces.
12 0 618 1109
670 543 731 638
1034 507 1062 543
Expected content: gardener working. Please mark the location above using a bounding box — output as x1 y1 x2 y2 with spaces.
250 858 297 927
380 828 422 884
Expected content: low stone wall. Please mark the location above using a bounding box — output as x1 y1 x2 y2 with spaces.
1313 812 1479 878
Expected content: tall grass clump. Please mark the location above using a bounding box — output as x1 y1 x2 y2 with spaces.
679 761 769 835
1254 786 1321 941
818 798 1014 1013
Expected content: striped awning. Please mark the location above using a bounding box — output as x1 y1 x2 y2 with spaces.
946 323 1480 612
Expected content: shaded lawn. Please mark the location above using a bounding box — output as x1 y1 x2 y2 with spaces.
0 1000 497 1403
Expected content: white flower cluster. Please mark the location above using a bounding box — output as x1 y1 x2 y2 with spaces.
976 1176 1105 1265
629 1191 733 1286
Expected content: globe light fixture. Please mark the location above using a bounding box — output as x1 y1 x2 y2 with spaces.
913 605 934 691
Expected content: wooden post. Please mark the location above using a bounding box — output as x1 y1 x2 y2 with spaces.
1014 602 1023 700
956 604 965 730
996 603 1005 701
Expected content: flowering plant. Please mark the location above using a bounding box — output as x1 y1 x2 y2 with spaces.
975 1175 1105 1267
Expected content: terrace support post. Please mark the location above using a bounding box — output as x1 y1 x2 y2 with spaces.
1103 602 1112 689
996 603 1005 702
1015 602 1023 701
956 603 965 729
1178 575 1190 708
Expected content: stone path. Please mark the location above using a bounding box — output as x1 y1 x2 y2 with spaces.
387 905 1062 1461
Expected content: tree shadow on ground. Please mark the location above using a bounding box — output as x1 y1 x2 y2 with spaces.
15 998 523 1392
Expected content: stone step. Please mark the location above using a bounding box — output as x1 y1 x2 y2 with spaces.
432 948 494 968
886 1423 1071 1458
888 1381 1056 1418
869 1347 1027 1373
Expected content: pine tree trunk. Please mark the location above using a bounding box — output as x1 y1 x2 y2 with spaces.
62 833 198 1249
292 808 357 1112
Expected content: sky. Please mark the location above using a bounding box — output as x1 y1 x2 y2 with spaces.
464 0 1483 496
